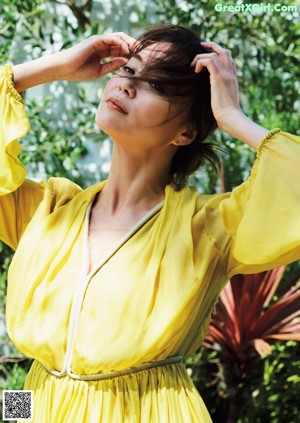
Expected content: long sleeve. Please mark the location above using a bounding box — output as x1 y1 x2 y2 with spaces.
219 128 300 278
0 64 44 249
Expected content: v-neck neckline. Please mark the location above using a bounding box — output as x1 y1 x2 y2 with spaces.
64 194 164 372
82 187 166 279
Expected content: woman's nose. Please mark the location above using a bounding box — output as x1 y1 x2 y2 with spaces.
118 80 135 98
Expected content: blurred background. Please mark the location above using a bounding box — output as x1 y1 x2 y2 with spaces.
0 1 299 422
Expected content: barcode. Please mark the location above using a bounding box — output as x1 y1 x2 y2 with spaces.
2 390 33 421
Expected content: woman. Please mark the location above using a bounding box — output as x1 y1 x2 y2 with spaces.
1 24 299 423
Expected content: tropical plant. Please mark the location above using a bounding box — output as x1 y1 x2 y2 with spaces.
202 266 300 423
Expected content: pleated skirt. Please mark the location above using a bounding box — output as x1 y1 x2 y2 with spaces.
20 360 212 422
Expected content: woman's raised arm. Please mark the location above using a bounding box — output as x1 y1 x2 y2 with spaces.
12 33 135 92
191 41 269 148
1 33 134 249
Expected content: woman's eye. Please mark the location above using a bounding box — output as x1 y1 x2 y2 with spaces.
122 65 135 75
149 82 164 93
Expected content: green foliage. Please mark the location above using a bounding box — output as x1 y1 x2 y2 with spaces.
188 341 300 423
0 362 31 391
19 91 98 186
0 0 46 62
240 341 300 423
186 347 226 419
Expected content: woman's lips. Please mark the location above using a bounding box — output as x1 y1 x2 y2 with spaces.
106 98 128 114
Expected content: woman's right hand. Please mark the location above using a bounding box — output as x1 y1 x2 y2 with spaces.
53 33 135 82
12 33 135 92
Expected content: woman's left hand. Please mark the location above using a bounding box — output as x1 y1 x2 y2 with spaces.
191 41 269 148
191 42 243 134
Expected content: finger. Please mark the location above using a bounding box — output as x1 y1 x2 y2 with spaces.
192 55 236 74
198 42 235 71
94 34 132 56
99 57 128 77
115 32 136 48
97 46 121 58
193 58 219 74
190 52 218 67
200 41 227 55
109 45 125 58
94 46 122 57
195 61 204 73
104 32 136 54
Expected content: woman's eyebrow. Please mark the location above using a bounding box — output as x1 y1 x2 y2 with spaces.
130 53 143 62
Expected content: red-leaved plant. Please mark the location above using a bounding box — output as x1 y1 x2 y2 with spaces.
203 266 300 423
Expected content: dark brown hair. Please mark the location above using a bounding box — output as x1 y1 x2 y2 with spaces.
126 24 221 190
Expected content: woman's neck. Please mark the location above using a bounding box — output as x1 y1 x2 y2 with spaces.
94 144 172 215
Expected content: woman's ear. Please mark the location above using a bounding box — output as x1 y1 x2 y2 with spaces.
173 125 196 146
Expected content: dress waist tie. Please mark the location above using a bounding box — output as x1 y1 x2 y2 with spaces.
40 355 184 381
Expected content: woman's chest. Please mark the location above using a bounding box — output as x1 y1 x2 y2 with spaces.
88 226 130 272
87 200 164 273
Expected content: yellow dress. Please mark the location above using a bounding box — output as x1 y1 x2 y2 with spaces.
1 64 300 423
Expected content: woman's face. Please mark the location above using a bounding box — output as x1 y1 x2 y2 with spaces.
96 44 190 153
